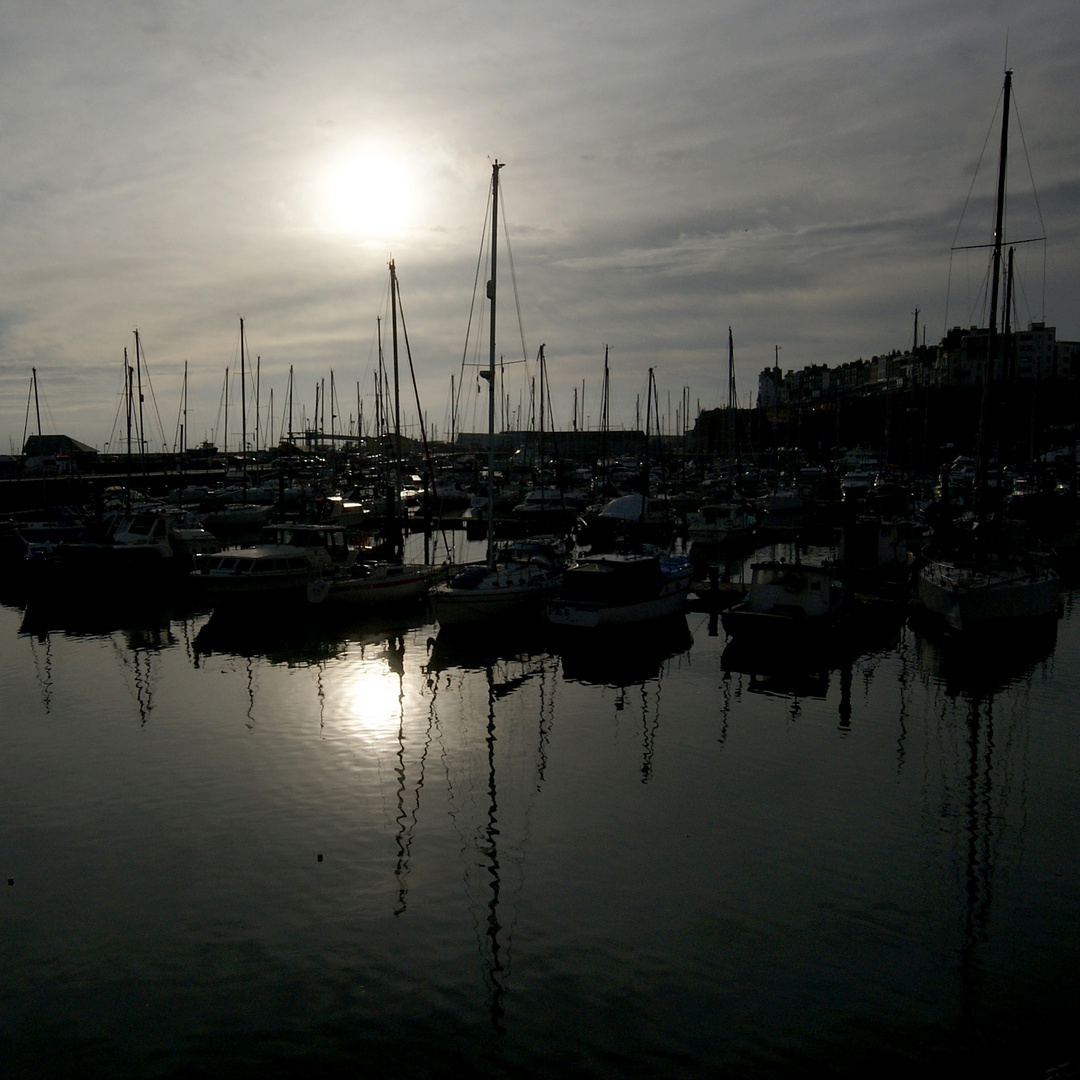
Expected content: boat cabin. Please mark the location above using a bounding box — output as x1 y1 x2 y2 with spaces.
743 561 840 619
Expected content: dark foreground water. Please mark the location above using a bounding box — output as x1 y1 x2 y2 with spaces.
1 562 1078 1078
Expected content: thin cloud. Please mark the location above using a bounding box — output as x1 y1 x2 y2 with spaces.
1 1 1077 445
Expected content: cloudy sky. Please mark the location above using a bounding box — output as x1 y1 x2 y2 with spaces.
1 0 1077 453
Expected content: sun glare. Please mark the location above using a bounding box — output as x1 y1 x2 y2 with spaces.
317 146 417 239
334 656 406 735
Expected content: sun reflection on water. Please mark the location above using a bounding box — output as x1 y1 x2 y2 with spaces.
329 647 408 737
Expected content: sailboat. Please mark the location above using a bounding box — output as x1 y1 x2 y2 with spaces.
431 162 566 627
915 69 1060 633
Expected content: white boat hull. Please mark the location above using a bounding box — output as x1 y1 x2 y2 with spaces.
546 555 693 629
327 564 439 607
432 581 558 626
917 560 1061 632
546 580 690 628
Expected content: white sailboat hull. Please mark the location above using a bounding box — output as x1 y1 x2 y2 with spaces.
546 554 693 629
432 579 558 626
917 559 1061 631
546 580 690 628
327 564 439 607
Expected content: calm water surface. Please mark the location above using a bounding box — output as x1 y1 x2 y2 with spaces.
1 560 1077 1078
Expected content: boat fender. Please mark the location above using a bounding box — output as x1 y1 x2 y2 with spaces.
306 579 330 604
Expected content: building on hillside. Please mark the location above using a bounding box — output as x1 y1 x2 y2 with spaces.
756 366 783 409
1057 339 1080 378
758 321 1078 408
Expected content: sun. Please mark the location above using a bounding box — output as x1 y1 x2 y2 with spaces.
317 144 417 239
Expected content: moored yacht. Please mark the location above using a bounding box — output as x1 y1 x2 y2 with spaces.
431 537 567 626
687 501 757 545
915 548 1060 633
721 559 845 643
545 551 693 629
194 523 436 610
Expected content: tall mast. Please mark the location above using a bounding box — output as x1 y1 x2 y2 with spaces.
640 367 654 529
255 355 261 453
330 369 336 442
125 351 132 455
182 360 188 457
287 364 294 444
484 161 503 567
376 316 384 439
538 344 545 456
988 69 1012 368
390 259 401 448
330 368 337 479
728 326 737 471
599 346 610 495
977 68 1013 509
134 328 146 474
32 367 42 438
180 360 188 489
240 317 248 498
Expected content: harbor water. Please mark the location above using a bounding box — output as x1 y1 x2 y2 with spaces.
1 549 1077 1078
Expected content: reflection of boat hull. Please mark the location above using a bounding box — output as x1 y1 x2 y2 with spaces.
19 587 205 640
721 604 842 644
721 640 831 699
558 614 693 684
913 611 1058 696
427 621 548 672
194 607 425 666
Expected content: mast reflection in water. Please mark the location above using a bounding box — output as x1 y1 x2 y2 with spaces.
0 580 1077 1078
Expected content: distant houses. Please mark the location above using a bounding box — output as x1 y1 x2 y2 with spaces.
758 321 1079 408
726 320 1080 468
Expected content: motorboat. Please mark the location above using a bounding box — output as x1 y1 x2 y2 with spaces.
193 523 352 607
23 506 220 595
194 523 436 610
721 560 845 643
687 502 757 544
